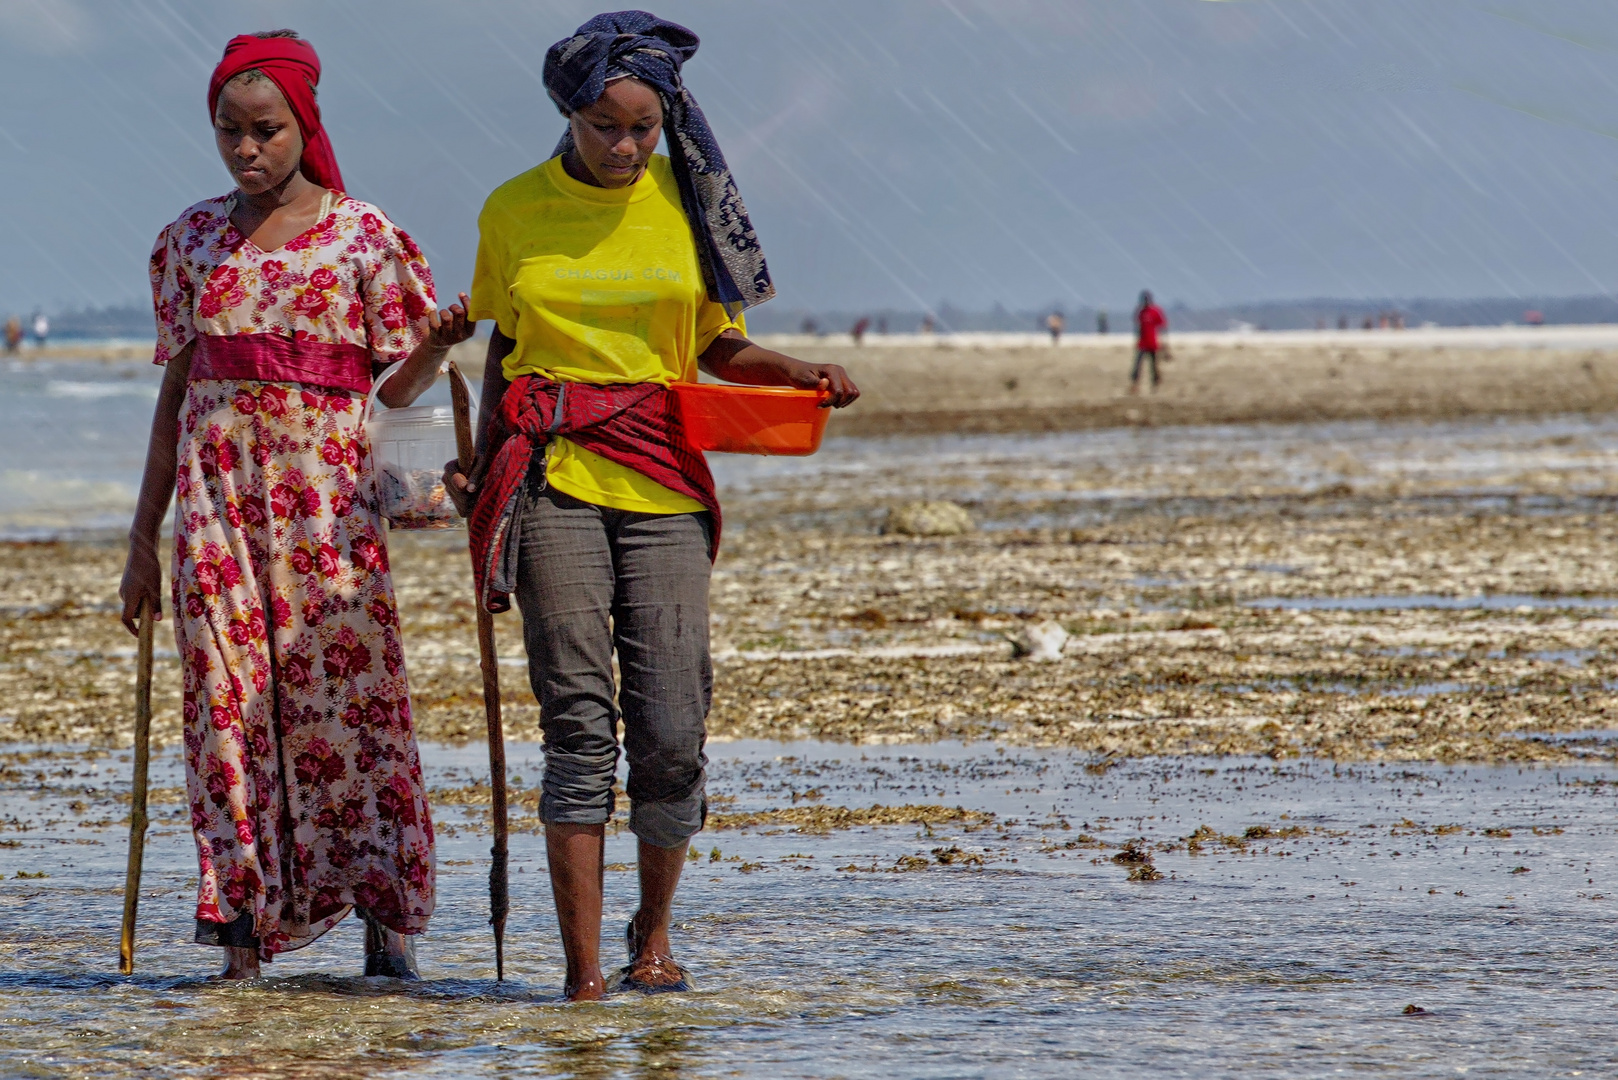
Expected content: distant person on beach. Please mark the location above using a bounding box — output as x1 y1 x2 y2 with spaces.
1130 290 1166 393
444 10 858 1001
921 313 936 334
118 29 473 981
3 316 20 354
851 316 870 345
1046 311 1065 344
1097 309 1108 335
30 311 48 347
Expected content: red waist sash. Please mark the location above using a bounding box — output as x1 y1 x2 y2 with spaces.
468 376 721 614
190 333 374 394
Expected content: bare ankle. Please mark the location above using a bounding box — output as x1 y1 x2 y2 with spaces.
631 909 672 959
217 945 260 980
565 968 605 1001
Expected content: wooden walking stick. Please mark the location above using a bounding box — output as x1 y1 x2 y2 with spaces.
449 362 509 980
119 596 156 975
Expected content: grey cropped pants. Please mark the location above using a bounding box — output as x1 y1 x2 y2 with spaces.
514 487 712 848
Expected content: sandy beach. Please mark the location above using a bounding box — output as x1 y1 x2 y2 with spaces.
781 326 1618 435
34 324 1618 434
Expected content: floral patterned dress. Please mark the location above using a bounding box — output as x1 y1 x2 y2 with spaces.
150 193 436 957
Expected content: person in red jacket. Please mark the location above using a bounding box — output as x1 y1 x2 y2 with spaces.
1131 290 1167 393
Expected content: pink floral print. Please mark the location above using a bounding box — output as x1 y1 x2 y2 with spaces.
151 195 436 958
150 194 434 367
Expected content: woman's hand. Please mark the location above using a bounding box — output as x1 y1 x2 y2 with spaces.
443 453 488 518
378 293 476 408
698 330 861 408
426 292 475 350
119 542 163 636
777 358 859 408
444 332 516 517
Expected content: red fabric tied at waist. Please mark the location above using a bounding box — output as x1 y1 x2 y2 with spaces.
190 333 374 394
468 375 721 614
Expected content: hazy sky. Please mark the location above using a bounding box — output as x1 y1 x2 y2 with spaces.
2 0 1618 317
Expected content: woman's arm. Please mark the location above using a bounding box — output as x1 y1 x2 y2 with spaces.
474 328 515 455
118 344 193 635
698 329 859 407
376 292 476 408
444 327 515 516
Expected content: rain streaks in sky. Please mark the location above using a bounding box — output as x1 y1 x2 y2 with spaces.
1 0 1616 315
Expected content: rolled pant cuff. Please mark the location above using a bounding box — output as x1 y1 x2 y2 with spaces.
538 796 614 828
629 796 706 848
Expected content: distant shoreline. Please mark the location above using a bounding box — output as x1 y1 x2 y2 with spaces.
18 326 1618 435
20 322 1618 356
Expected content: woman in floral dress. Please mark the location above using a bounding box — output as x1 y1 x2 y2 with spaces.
118 30 472 979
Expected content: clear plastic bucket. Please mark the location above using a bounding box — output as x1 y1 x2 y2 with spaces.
364 362 477 530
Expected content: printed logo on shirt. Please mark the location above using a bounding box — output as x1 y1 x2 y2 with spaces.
553 267 683 283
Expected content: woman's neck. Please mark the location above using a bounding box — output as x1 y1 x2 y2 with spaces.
561 148 644 189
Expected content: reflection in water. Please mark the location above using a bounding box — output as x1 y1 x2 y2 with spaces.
6 740 1618 1075
631 1025 702 1079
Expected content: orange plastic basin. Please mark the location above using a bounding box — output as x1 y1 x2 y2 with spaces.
672 382 831 456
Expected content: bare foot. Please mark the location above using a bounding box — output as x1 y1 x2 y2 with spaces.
623 911 690 991
1127 383 1140 395
216 945 259 980
565 969 606 1001
361 911 420 979
625 952 686 988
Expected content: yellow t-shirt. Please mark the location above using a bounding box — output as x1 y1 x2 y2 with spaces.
469 154 742 514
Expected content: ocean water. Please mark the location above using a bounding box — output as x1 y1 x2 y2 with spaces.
0 358 162 538
0 356 464 539
13 353 1618 539
4 740 1618 1077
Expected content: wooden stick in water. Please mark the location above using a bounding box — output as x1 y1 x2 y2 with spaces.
449 362 510 981
119 596 155 975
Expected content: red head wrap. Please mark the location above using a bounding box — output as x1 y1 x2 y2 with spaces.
207 34 344 193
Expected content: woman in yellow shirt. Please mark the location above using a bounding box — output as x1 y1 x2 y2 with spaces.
450 12 857 1001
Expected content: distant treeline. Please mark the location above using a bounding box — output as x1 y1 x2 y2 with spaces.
24 295 1618 339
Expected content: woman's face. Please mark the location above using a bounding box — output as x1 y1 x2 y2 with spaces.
568 77 663 188
214 79 305 195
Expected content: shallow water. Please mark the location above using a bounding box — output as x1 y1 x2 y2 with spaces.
5 739 1618 1077
14 354 1618 540
0 359 456 539
0 358 161 537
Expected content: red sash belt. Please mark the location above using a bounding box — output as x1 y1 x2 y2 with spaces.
191 333 374 394
468 375 720 613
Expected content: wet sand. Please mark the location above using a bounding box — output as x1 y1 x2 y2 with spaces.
789 330 1618 435
8 382 1618 1073
5 410 1618 763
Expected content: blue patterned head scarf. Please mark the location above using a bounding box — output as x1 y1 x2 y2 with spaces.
544 10 773 317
